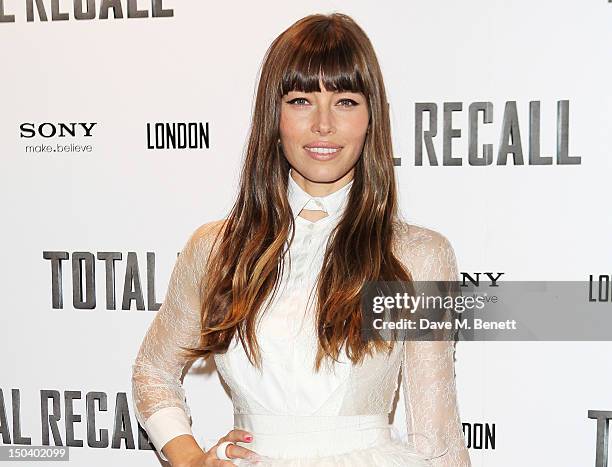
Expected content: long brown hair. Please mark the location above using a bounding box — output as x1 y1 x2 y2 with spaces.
182 12 412 370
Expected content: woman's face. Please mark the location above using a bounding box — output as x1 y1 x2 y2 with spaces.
279 80 369 194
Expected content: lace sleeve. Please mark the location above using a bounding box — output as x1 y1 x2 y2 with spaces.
131 221 220 461
398 225 472 466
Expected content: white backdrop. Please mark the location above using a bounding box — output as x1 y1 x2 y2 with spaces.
1 1 611 466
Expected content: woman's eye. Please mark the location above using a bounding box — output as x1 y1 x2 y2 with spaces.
286 97 359 107
338 98 358 107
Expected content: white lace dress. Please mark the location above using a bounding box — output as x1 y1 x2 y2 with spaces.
131 173 471 466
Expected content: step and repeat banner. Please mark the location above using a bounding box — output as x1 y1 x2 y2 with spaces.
1 1 611 466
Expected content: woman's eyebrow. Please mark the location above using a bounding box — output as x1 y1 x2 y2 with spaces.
334 90 363 95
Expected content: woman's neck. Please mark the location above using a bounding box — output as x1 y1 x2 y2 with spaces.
289 169 354 197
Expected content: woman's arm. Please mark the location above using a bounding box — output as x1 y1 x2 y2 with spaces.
131 222 220 463
400 228 472 466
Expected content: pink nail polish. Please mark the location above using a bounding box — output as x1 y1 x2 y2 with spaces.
244 435 253 441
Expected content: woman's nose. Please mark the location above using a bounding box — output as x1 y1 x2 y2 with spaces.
311 107 336 135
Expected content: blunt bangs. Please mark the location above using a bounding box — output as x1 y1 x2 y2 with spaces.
279 23 368 97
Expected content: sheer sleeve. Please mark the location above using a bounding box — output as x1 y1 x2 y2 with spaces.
131 221 221 461
397 225 472 466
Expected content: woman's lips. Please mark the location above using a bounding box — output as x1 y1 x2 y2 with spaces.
303 146 342 161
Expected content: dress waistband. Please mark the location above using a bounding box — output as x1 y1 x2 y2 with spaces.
233 413 389 435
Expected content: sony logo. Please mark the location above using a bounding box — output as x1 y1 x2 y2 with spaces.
20 122 97 138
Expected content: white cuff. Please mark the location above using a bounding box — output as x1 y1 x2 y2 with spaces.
144 406 193 462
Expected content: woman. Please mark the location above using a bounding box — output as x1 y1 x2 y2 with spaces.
132 12 471 467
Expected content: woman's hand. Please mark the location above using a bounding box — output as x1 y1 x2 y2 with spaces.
178 429 261 467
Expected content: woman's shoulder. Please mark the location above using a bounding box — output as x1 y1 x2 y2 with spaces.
392 220 458 281
392 220 454 250
180 218 228 269
190 218 227 244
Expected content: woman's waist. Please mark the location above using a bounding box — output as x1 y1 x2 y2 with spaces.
233 413 393 458
234 412 390 434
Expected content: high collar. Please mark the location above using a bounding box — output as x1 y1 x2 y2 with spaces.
287 169 354 220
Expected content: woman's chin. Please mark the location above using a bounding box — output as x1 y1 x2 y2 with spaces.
294 165 354 185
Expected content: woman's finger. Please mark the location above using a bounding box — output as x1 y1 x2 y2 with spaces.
222 429 253 444
226 442 260 460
